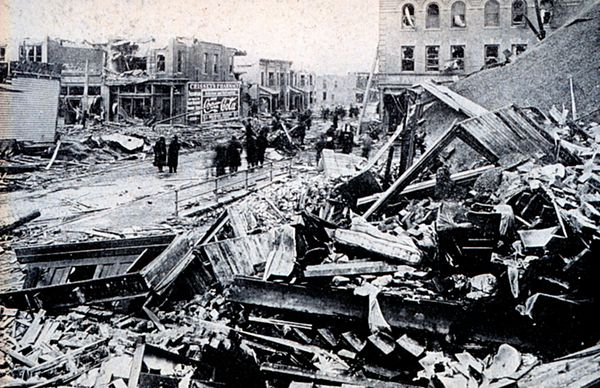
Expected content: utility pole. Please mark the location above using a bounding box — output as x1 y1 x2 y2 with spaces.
356 46 379 138
83 59 89 127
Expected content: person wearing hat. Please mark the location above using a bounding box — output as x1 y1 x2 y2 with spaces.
167 135 180 173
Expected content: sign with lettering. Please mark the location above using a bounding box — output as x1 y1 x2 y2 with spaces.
187 81 241 124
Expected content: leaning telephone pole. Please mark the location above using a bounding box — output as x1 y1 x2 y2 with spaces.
356 46 379 138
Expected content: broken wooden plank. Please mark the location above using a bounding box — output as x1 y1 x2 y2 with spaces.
304 261 407 278
45 140 61 170
248 316 312 330
18 309 45 347
0 210 41 236
28 338 109 376
0 274 149 311
0 346 38 367
128 342 145 388
396 334 425 358
263 225 296 280
140 230 202 297
357 165 495 206
329 218 421 265
364 122 459 219
260 362 417 388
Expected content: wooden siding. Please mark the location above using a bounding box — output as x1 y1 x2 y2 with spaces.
0 77 59 142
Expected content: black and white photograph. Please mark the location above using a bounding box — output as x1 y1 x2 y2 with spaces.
0 0 599 386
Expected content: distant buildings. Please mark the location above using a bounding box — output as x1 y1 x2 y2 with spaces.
235 57 294 113
4 36 243 125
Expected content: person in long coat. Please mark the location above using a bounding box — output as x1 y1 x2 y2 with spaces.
227 136 243 173
153 137 167 172
214 142 227 177
167 135 180 173
256 127 268 167
245 121 257 169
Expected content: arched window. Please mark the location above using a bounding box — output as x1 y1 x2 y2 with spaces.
512 0 527 25
451 1 467 27
484 0 500 26
402 4 416 28
426 4 440 29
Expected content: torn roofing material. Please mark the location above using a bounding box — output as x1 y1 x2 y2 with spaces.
364 105 580 218
417 80 489 118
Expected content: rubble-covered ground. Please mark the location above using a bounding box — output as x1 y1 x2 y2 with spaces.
0 108 599 387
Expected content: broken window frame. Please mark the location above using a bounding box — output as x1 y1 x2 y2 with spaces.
176 50 184 73
511 43 527 56
484 44 500 65
268 72 275 87
229 55 234 73
203 53 209 74
451 1 467 28
426 3 441 29
484 0 500 27
425 45 440 72
401 46 415 72
156 54 166 72
450 45 465 71
511 0 528 25
401 3 416 29
300 74 306 87
213 54 219 74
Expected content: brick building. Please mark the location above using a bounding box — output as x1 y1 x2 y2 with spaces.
377 0 589 125
106 37 242 123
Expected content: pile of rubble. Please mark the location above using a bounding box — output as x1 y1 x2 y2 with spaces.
0 100 599 386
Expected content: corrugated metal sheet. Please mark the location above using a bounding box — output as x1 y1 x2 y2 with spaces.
0 77 59 142
458 106 577 163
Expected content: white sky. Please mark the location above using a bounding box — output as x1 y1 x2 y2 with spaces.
0 0 379 74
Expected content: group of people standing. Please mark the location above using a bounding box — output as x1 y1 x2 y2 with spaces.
153 136 180 173
244 119 269 169
212 120 269 177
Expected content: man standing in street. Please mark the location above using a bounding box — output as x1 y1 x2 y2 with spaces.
227 135 242 173
153 137 167 173
167 135 180 173
244 120 257 169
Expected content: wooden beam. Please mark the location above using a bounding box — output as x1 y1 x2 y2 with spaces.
304 261 407 278
227 276 462 335
260 362 417 388
363 122 459 219
356 47 379 138
0 346 38 367
45 140 62 170
0 210 41 236
128 343 145 388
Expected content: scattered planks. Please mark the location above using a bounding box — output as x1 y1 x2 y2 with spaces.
0 210 41 236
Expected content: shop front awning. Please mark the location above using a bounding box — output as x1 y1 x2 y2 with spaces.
289 86 305 95
258 86 280 95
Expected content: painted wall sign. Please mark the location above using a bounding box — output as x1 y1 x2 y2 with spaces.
187 81 241 124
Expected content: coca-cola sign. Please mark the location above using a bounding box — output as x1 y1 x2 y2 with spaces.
187 81 240 124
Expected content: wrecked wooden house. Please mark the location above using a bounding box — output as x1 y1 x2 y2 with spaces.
0 233 201 312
